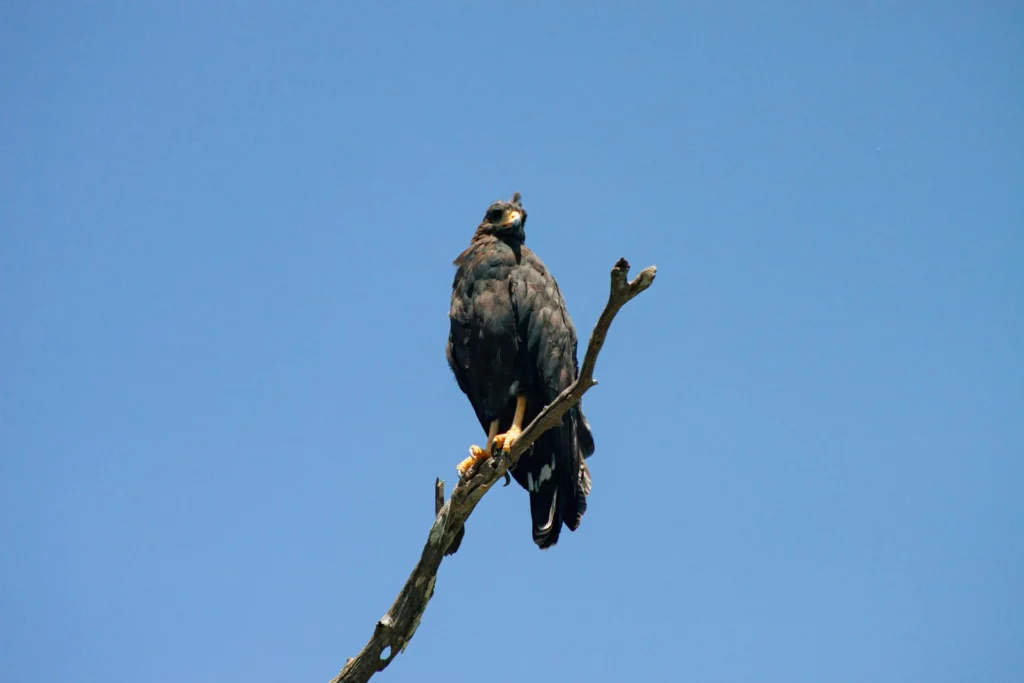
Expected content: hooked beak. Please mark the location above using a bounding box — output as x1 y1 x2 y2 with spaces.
501 209 523 227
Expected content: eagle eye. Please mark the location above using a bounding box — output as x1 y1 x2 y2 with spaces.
486 207 505 222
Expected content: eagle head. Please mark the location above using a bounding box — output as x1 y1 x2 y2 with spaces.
476 191 528 241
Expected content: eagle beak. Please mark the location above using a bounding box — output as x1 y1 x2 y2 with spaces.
502 210 523 227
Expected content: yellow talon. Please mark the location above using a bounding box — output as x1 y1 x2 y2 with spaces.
456 444 489 478
492 425 522 454
454 396 525 478
493 395 528 454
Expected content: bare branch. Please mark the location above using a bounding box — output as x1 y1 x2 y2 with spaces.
332 258 656 683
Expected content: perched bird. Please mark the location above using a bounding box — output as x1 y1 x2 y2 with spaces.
446 192 595 549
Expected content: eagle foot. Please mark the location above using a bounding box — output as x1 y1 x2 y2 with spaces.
456 444 490 480
491 426 522 455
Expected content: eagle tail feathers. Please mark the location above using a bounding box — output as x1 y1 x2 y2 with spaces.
530 486 563 549
526 425 592 549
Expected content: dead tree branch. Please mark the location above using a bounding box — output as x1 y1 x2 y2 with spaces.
332 258 657 683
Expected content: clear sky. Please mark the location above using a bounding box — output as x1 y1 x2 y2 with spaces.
2 3 1021 682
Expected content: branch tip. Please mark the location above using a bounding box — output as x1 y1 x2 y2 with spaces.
434 479 444 516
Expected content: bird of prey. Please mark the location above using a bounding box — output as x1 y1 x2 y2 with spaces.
446 192 595 549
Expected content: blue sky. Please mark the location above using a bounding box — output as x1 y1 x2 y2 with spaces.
2 2 1021 681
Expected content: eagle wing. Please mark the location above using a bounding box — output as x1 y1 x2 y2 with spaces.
510 247 594 547
446 238 520 431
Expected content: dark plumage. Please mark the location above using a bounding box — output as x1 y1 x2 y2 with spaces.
447 192 594 549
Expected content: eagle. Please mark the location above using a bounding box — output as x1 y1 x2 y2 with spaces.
446 192 595 549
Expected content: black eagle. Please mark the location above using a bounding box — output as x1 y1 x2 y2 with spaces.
447 192 595 549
